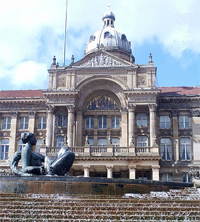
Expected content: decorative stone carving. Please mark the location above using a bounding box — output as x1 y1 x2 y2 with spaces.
87 96 119 110
191 109 200 117
171 109 179 117
76 76 86 85
0 132 10 137
58 76 66 87
85 130 94 136
111 130 121 136
138 76 146 85
118 76 127 83
98 130 107 136
80 54 124 67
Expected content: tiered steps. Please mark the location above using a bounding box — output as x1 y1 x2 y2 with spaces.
1 188 200 221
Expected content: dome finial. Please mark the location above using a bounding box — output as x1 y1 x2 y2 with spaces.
108 3 110 10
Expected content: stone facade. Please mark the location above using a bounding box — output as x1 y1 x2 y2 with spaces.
0 7 200 182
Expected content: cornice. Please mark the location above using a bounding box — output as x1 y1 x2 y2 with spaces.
124 88 161 95
43 90 79 97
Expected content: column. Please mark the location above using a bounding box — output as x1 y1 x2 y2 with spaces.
107 166 113 179
9 112 18 157
121 108 128 146
128 105 136 146
84 166 90 177
46 108 54 148
129 165 136 179
76 110 83 146
152 166 160 181
67 106 75 147
28 111 36 133
149 104 157 147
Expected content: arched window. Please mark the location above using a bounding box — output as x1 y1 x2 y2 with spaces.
0 139 9 160
180 138 191 160
137 136 148 147
160 138 172 160
18 139 24 152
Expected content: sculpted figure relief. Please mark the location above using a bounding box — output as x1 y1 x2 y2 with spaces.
9 133 75 176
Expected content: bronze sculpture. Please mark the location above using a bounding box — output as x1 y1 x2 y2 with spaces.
9 132 75 176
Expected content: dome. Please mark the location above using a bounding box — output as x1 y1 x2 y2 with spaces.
85 6 132 56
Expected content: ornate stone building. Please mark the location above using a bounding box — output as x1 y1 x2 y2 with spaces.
0 8 200 182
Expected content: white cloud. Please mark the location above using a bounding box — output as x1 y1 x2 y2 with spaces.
0 0 199 89
12 61 48 89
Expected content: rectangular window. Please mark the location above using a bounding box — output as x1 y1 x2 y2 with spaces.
19 117 29 129
111 116 120 129
37 117 47 129
182 173 192 183
98 138 107 147
160 116 170 129
86 116 94 129
162 173 173 182
56 136 64 147
88 138 94 147
111 138 120 147
137 113 147 127
58 115 67 127
2 117 11 130
137 136 148 147
98 116 107 129
179 116 190 129
0 139 9 160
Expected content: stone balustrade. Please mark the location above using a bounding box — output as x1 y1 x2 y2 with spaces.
46 146 160 157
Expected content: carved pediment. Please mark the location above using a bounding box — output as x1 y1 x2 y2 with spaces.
80 54 126 67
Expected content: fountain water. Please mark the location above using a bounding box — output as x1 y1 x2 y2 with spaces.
1 188 200 221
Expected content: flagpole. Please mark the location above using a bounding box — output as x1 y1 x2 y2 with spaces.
63 0 68 67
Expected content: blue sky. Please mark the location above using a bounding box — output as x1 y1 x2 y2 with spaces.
0 0 199 90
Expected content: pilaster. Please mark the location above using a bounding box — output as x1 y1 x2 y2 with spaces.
121 107 128 146
9 112 18 157
46 107 54 148
128 105 136 146
28 111 36 133
149 104 157 147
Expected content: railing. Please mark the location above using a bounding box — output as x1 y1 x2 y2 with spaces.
46 146 159 157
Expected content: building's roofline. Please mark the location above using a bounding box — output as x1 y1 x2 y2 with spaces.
0 87 199 99
159 86 200 96
0 89 44 99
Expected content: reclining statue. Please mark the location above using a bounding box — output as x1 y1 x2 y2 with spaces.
9 132 75 176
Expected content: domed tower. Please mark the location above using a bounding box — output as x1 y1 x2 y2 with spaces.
85 5 135 63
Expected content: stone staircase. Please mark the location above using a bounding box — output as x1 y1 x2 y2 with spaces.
1 188 200 221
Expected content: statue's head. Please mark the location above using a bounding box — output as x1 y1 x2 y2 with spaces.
21 132 37 145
